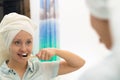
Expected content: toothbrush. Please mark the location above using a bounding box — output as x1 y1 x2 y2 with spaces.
21 53 37 59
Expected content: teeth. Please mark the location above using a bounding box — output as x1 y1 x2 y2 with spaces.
22 53 28 57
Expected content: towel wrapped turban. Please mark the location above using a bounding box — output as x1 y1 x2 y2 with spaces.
0 13 37 49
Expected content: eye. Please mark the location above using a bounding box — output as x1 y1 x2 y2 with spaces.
14 41 21 46
26 40 32 45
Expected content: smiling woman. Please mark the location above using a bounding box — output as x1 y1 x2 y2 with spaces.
9 30 33 64
0 13 85 80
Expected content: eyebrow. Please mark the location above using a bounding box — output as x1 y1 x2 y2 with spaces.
13 38 33 41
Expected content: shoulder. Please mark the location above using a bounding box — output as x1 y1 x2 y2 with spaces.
79 55 120 80
0 61 8 73
0 62 10 79
29 60 60 71
28 60 60 78
32 60 60 68
0 62 9 74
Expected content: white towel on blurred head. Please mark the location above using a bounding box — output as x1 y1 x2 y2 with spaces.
0 13 37 49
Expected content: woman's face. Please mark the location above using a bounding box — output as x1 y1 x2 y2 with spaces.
9 30 33 63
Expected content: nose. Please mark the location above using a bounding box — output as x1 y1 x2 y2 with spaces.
20 44 27 52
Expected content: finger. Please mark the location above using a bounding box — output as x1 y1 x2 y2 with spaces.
43 52 48 60
36 53 41 58
41 51 46 60
48 55 51 60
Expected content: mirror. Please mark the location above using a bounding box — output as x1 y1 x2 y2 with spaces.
0 0 30 22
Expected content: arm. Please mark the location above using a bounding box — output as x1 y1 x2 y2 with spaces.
36 48 85 75
55 49 85 75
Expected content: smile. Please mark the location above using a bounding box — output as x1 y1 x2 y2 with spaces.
18 53 28 57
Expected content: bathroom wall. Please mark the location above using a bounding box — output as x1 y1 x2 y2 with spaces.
30 0 110 80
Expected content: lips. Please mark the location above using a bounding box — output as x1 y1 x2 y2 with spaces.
18 53 28 57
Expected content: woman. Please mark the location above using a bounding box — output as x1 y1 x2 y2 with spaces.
0 13 85 80
79 0 120 80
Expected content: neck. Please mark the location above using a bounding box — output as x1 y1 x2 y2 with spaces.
7 58 28 71
7 58 28 79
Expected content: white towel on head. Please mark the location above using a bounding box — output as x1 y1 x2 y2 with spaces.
86 0 109 19
0 12 37 49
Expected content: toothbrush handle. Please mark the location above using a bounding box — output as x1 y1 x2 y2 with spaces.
30 55 37 58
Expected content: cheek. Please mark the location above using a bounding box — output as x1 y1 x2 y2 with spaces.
28 45 33 52
9 46 18 56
